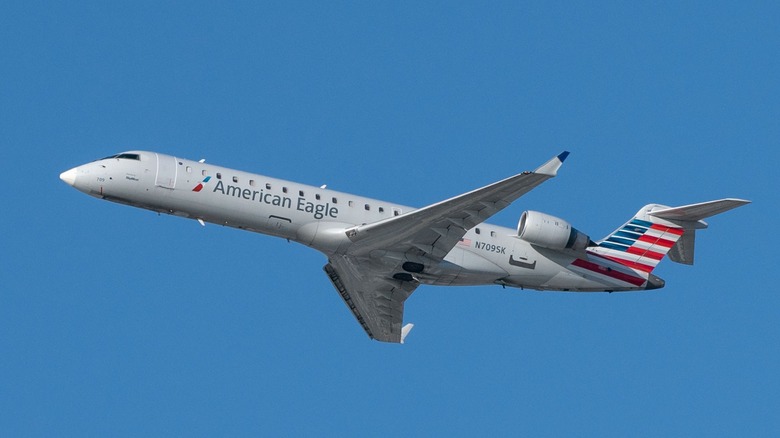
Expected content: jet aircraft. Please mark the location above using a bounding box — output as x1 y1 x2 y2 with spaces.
60 151 749 343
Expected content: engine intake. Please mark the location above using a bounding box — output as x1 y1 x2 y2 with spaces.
517 211 591 251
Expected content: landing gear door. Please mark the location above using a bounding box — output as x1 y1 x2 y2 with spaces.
155 153 178 189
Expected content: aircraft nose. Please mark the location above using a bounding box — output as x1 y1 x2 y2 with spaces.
60 167 78 186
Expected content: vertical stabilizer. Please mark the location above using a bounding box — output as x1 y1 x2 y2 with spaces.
591 205 685 275
591 199 749 273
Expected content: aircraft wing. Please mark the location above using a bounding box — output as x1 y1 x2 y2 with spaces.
324 255 417 343
345 151 569 259
324 152 568 343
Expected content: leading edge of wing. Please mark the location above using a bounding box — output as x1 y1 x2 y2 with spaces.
344 151 569 258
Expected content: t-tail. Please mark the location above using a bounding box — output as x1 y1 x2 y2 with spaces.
588 198 750 289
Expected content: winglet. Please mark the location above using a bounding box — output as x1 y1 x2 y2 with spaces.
400 323 414 344
534 151 570 176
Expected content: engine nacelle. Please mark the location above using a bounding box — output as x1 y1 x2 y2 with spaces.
517 210 591 251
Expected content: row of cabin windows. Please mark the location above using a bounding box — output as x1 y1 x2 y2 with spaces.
183 164 398 216
182 164 503 229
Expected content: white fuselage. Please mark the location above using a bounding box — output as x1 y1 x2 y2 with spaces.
61 151 657 293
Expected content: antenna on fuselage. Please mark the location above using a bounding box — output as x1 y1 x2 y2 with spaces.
198 159 206 163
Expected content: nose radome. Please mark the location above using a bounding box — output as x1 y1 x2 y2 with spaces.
60 168 78 186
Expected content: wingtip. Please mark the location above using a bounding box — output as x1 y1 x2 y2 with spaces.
400 323 414 344
534 151 570 176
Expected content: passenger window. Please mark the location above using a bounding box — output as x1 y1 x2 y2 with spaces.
186 166 192 173
250 180 256 187
364 204 370 211
299 190 305 197
216 173 222 180
475 228 481 234
490 231 496 237
202 170 208 176
283 187 288 193
315 194 321 200
266 183 272 190
348 201 354 207
233 176 239 183
378 207 385 213
332 197 338 204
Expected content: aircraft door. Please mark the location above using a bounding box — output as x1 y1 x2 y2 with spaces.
509 240 537 271
267 215 292 234
155 153 178 189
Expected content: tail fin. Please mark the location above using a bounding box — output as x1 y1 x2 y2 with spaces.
590 199 750 273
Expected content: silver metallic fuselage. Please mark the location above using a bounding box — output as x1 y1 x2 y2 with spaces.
61 151 653 292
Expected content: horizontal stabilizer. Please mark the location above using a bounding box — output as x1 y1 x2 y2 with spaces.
649 198 750 266
649 198 750 223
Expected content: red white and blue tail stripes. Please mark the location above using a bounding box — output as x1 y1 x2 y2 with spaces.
564 200 748 290
590 218 684 274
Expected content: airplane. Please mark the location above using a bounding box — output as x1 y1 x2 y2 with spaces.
59 151 749 343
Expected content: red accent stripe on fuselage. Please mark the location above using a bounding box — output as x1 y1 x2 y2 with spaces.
598 254 655 273
571 258 646 287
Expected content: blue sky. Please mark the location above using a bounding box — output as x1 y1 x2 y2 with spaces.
1 1 777 436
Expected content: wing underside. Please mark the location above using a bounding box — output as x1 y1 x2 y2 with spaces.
324 256 417 343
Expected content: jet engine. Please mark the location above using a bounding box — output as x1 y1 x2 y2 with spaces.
517 211 592 251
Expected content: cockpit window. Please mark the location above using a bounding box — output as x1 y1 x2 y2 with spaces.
97 153 140 161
